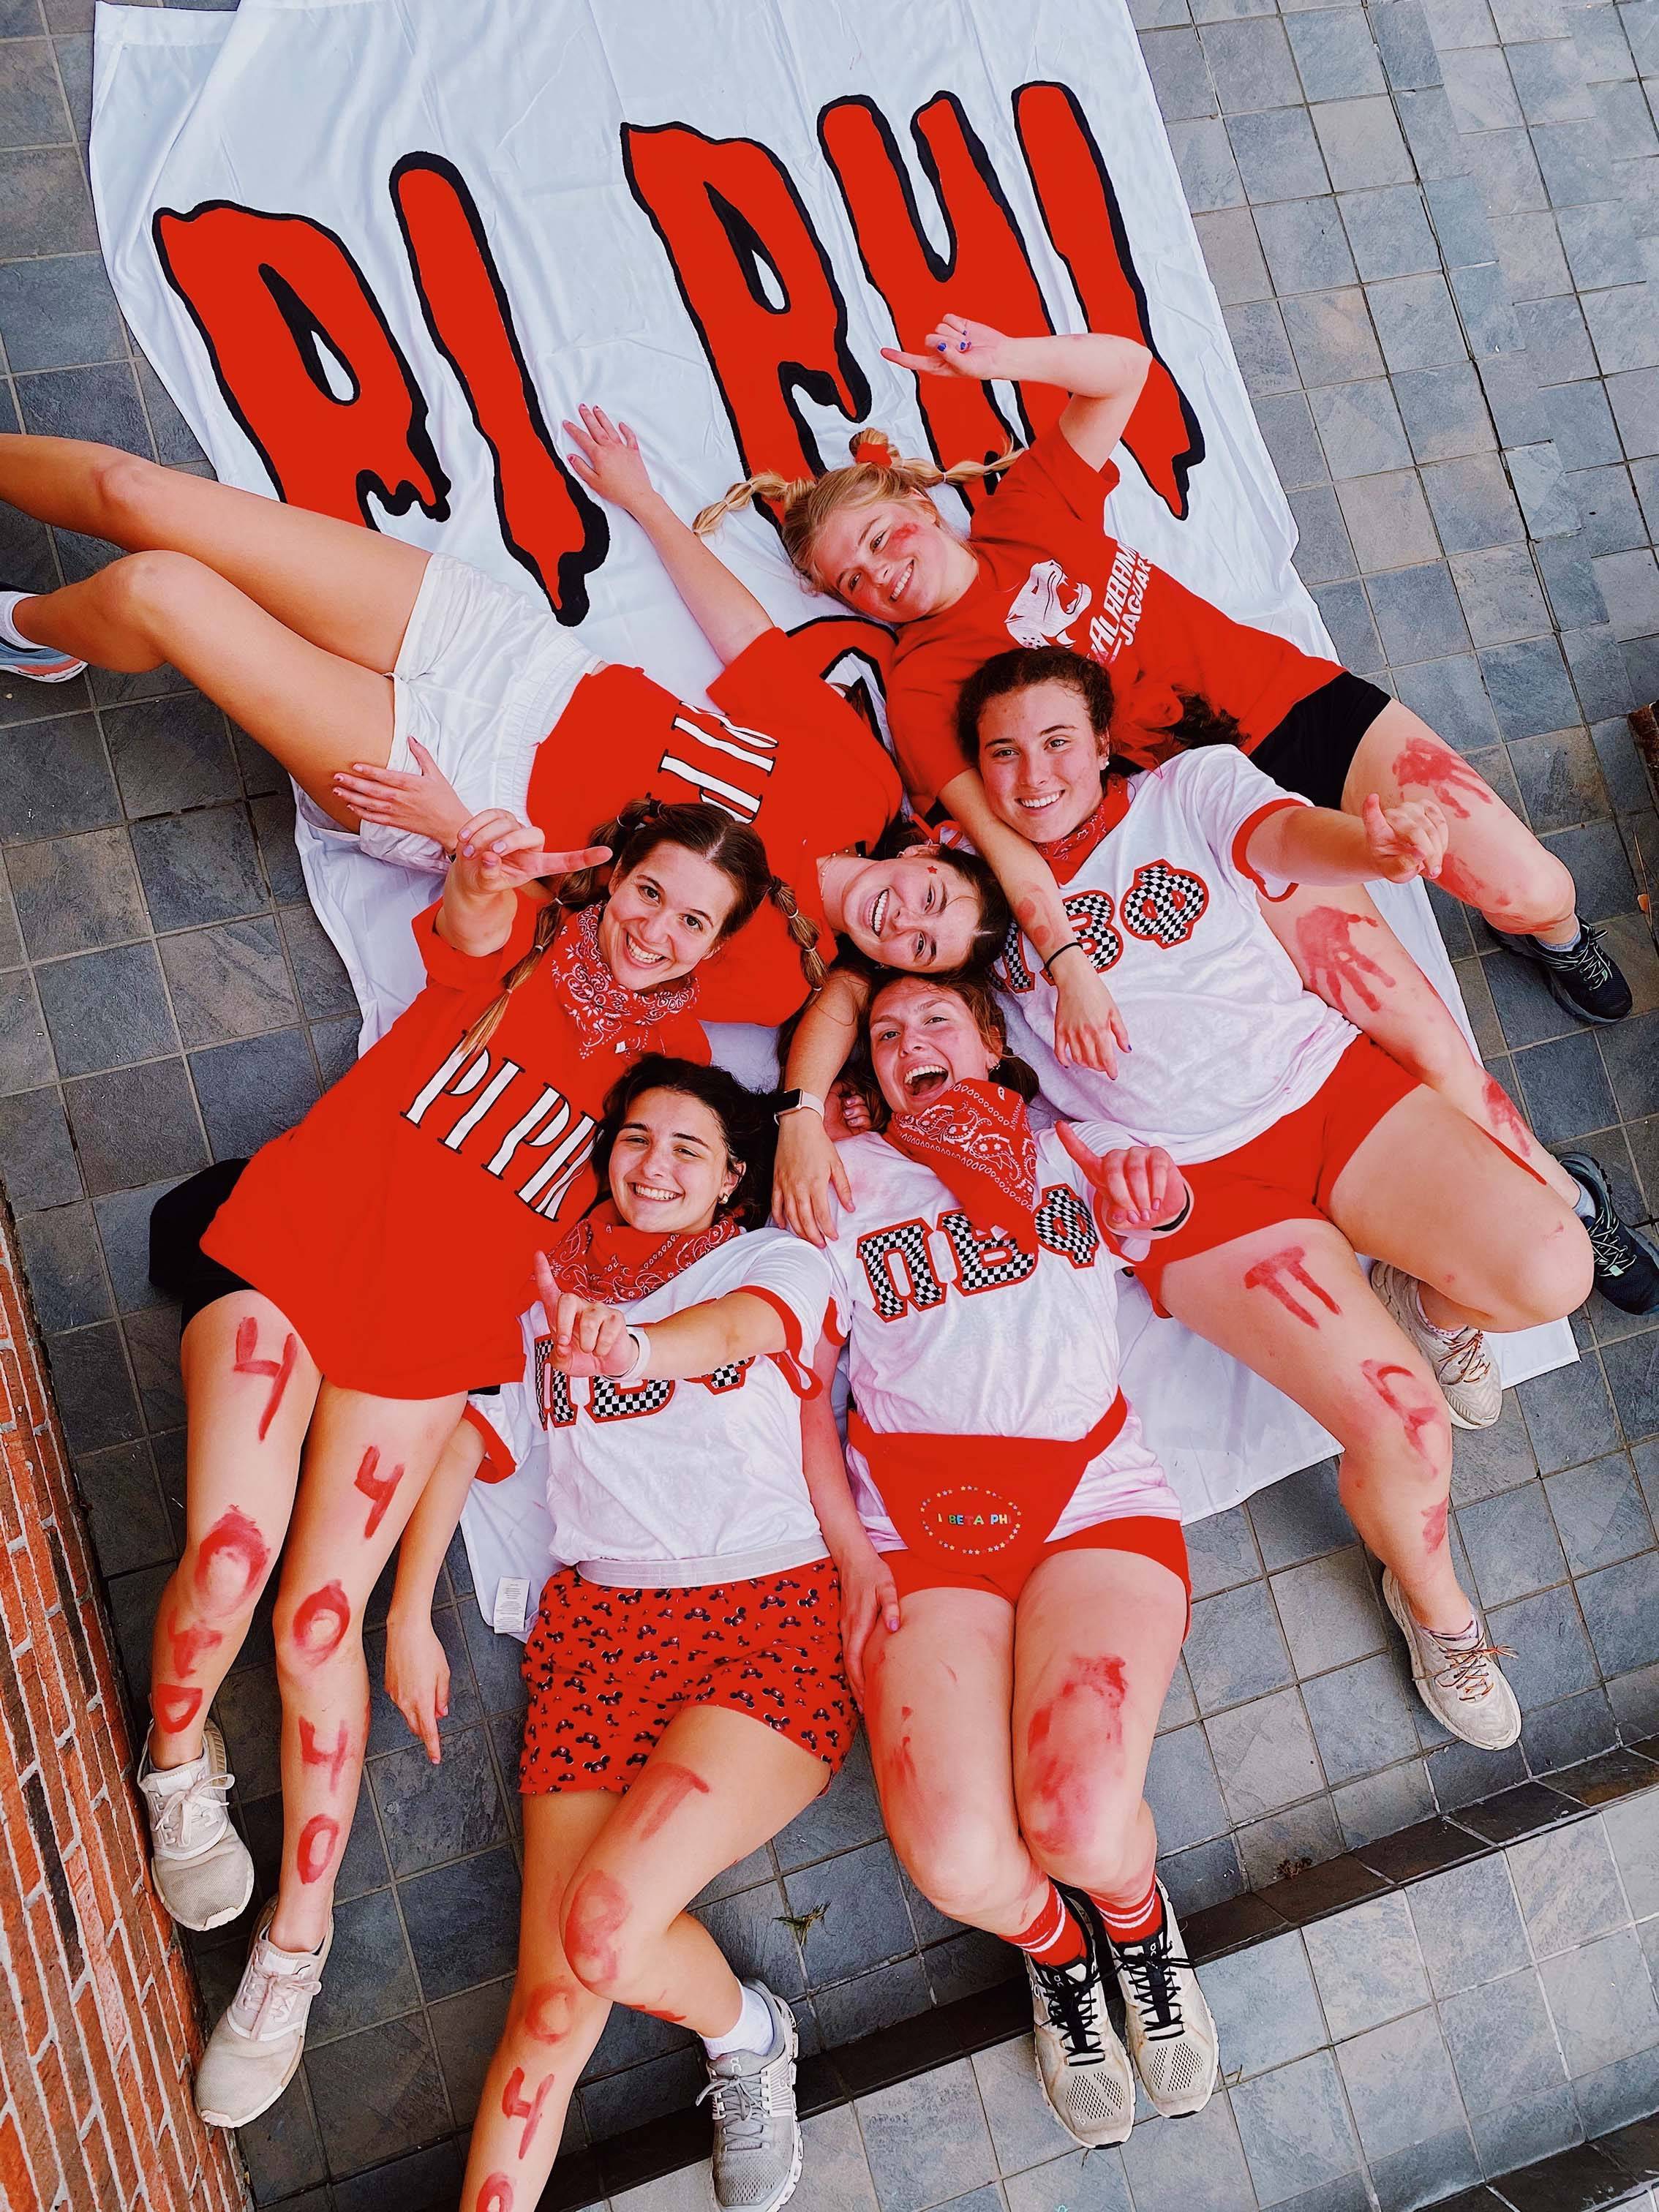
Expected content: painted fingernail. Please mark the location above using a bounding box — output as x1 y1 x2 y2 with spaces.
958 340 970 351
936 342 947 352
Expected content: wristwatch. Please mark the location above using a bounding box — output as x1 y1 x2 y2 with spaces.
774 1090 826 1124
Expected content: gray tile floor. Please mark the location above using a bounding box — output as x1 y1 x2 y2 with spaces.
0 0 1658 2202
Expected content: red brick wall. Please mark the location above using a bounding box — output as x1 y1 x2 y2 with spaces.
0 1213 247 2212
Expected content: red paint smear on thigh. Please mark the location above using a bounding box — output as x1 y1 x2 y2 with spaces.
622 1761 711 1845
1293 906 1393 1015
232 1316 301 1443
1391 737 1496 821
522 1981 579 2045
166 1615 222 1679
298 1718 352 1791
501 2065 557 2159
152 1682 201 1732
1022 1656 1129 1854
290 1581 350 1663
565 1869 631 1985
1481 1074 1531 1158
1361 1360 1442 1473
1243 1244 1342 1328
296 1813 339 1885
1421 1497 1450 1554
475 2178 514 2212
195 1506 268 1617
352 1445 406 1540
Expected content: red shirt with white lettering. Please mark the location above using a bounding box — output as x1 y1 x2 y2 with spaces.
202 898 709 1399
529 628 903 1023
887 426 1342 815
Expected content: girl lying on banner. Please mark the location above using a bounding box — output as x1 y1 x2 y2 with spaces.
140 800 772 2134
794 650 1596 1762
693 319 1652 1312
385 1057 850 2212
0 432 1004 1026
800 968 1218 2151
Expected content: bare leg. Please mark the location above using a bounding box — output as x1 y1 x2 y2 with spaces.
1345 701 1578 941
0 434 426 669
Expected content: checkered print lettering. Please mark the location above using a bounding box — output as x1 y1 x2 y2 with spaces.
997 917 1037 996
691 1358 755 1395
1063 889 1123 972
1034 1184 1100 1270
535 1336 576 1430
938 1210 1038 1295
587 1374 678 1422
858 1218 948 1323
1120 858 1208 948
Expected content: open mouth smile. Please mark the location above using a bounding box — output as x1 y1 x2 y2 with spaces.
624 931 669 968
903 1062 949 1099
868 887 891 938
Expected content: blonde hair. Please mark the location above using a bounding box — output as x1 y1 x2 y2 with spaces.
693 427 1016 590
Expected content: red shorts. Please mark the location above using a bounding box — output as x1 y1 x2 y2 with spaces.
519 1562 854 1794
1132 1037 1421 1317
882 1513 1191 1612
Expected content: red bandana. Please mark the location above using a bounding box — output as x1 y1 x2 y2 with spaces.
1039 776 1133 887
883 1079 1038 1244
545 1200 742 1306
548 901 699 1061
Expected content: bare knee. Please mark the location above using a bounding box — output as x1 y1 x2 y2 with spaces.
899 1820 1030 1931
1481 847 1576 936
1478 1214 1595 1331
97 548 211 647
561 1867 660 2001
88 447 174 544
272 1577 358 1690
1028 1792 1152 1897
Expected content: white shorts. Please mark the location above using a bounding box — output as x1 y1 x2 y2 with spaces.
360 552 599 871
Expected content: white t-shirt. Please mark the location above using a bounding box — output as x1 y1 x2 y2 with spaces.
821 1128 1178 1549
993 748 1357 1162
484 1228 834 1587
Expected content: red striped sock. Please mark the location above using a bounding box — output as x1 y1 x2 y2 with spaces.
1009 1883 1088 1966
1089 1875 1163 1945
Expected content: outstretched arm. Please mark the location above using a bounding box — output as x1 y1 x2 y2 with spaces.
1248 793 1449 887
881 316 1152 472
534 1253 792 1380
564 405 772 663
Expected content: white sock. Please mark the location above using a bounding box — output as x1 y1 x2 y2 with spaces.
1409 1277 1463 1344
0 590 37 649
702 1982 775 2061
1537 922 1583 953
1571 1179 1596 1224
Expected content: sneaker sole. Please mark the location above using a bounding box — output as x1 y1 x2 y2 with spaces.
153 1848 255 1934
1382 1572 1521 1750
1500 941 1630 1028
0 656 85 683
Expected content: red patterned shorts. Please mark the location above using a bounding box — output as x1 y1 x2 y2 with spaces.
519 1560 854 1794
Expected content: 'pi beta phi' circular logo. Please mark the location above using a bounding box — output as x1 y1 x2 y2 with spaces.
919 1486 1026 1557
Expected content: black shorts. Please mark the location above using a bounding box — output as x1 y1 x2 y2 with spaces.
148 1159 253 1329
1248 672 1391 810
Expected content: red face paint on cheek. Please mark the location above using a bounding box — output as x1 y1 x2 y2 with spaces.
195 1505 269 1617
352 1445 406 1540
296 1814 339 1885
1361 1360 1442 1473
167 1616 222 1679
500 2066 557 2159
232 1315 301 1442
1421 1497 1450 1553
565 1870 631 1984
290 1581 351 1664
475 2178 514 2212
152 1683 202 1731
298 1718 353 1791
522 1981 579 2045
1391 738 1496 821
1293 906 1393 1016
620 1761 711 1844
1244 1243 1343 1328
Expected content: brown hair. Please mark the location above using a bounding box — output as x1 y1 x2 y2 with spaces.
693 426 1015 592
462 798 820 1050
956 644 1244 766
591 1054 776 1232
849 966 1039 1131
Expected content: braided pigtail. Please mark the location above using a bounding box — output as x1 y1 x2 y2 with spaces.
767 876 829 994
460 900 563 1056
693 471 812 538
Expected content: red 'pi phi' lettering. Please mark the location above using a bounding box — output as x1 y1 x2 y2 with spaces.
1361 1360 1442 1472
1243 1245 1342 1328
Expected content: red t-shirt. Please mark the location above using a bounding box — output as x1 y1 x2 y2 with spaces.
527 628 903 1024
887 426 1342 815
203 897 709 1399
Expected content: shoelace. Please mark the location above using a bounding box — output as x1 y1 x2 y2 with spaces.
696 2067 771 2150
1424 1623 1515 1702
1113 1922 1191 2040
232 1947 322 2039
150 1760 236 1854
1033 1949 1107 2061
1551 930 1615 988
1584 1205 1641 1278
1432 1324 1491 1387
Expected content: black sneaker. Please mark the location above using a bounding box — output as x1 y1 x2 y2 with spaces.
1023 1892 1135 2147
1502 925 1632 1025
1560 1153 1659 1316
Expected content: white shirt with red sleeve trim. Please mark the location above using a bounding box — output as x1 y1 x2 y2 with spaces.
819 1128 1178 1551
993 748 1358 1161
492 1227 834 1589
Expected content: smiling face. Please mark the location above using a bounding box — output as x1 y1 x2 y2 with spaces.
838 849 982 969
596 840 741 991
810 493 965 623
977 680 1110 845
606 1088 740 1234
868 978 1001 1118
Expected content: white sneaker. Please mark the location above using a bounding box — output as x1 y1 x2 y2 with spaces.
1105 1884 1219 2118
0 588 85 682
137 1719 254 1933
1383 1569 1522 1750
195 1901 331 2129
696 1984 801 2212
1024 1897 1135 2148
1370 1261 1501 1429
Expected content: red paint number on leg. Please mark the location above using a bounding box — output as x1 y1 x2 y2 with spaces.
1243 1244 1342 1328
298 1717 352 1791
352 1445 406 1540
290 1581 350 1663
195 1505 269 1616
1293 906 1395 1016
296 1813 339 1885
522 1981 578 2045
232 1315 301 1442
475 2178 514 2212
167 1615 222 1679
565 1868 631 1984
501 2066 557 2159
152 1683 202 1731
